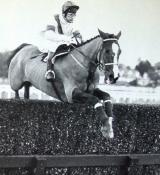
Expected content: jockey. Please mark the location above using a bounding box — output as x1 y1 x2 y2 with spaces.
40 1 82 81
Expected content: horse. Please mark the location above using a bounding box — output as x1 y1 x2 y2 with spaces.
8 29 122 139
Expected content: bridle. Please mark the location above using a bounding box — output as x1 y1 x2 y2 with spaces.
97 38 121 71
70 37 121 71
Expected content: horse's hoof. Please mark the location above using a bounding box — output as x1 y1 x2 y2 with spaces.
101 126 114 139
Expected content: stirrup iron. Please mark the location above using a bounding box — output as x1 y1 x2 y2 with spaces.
45 70 55 79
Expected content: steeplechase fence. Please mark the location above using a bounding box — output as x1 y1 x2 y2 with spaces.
0 99 160 174
1 154 160 175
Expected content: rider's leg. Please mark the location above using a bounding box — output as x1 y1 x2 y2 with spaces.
45 51 55 81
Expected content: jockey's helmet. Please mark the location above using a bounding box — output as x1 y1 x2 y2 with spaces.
62 1 79 15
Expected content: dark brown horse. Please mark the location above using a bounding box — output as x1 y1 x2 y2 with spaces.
8 29 121 138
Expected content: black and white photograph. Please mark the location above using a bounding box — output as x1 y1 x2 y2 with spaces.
0 0 160 174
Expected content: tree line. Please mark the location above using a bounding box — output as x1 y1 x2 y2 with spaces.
0 51 11 78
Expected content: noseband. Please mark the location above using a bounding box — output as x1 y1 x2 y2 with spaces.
97 38 121 70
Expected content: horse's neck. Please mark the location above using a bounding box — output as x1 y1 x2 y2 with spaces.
79 37 102 61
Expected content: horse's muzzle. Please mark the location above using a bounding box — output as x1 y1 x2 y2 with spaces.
104 74 120 84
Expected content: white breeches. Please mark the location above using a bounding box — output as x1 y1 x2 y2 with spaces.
38 39 60 53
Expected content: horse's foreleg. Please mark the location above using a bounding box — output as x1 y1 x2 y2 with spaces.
72 88 99 104
24 82 31 99
93 88 114 138
93 88 113 117
72 88 113 138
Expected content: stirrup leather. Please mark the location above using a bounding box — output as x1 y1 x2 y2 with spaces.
45 70 55 79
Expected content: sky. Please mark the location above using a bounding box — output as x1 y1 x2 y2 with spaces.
0 0 160 68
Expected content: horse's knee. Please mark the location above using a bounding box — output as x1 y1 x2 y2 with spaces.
72 88 99 105
104 96 113 117
103 94 112 104
93 89 113 117
93 88 111 101
89 96 99 106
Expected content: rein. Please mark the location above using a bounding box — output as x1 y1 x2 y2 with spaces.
70 42 102 92
70 44 99 69
70 38 121 70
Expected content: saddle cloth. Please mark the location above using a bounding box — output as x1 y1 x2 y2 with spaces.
41 44 71 63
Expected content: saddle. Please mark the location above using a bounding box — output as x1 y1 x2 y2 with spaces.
41 44 73 63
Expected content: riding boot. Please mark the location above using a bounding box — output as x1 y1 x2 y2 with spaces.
45 52 56 81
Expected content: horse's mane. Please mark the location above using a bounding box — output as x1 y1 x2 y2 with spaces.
76 33 117 48
76 35 100 48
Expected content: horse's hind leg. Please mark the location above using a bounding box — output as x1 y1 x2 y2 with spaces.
24 82 31 99
15 90 20 99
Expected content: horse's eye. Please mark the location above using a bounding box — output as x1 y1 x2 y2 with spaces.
106 50 110 54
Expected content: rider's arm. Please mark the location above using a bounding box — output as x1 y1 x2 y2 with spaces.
44 30 71 43
43 17 72 43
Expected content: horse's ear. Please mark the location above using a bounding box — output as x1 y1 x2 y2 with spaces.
115 31 121 39
98 28 106 39
98 28 102 34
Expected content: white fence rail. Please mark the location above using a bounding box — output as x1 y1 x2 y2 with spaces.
98 84 160 104
0 84 160 104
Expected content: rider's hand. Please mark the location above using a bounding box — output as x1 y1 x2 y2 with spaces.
73 30 82 40
61 36 73 45
70 38 76 44
65 37 76 45
72 31 83 45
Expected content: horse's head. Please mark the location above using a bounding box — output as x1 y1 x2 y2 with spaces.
98 29 122 84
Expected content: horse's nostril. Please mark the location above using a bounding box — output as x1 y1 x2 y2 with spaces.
109 74 114 80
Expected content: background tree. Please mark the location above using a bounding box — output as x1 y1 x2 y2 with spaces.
0 51 11 78
135 59 154 77
155 62 160 70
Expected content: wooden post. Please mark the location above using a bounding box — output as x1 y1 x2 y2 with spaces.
118 156 130 175
34 157 46 175
129 157 139 175
119 165 129 175
118 155 139 175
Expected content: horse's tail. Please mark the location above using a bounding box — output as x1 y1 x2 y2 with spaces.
7 43 30 67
